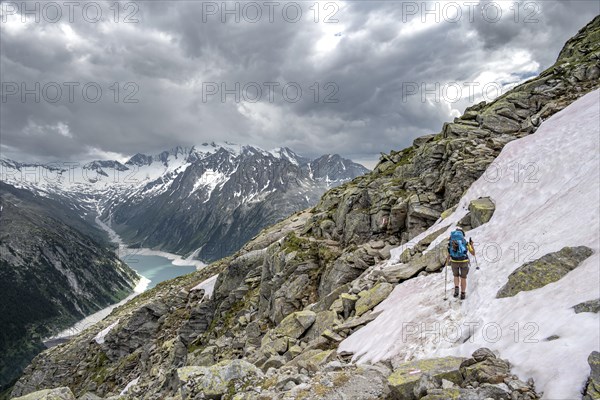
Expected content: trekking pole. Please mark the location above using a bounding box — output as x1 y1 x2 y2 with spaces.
469 238 480 270
443 259 448 300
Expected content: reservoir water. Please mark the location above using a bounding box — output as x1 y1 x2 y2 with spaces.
43 218 204 345
122 253 197 289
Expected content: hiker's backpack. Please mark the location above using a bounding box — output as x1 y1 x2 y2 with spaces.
448 230 468 260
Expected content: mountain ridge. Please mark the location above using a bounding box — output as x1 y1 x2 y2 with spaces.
0 182 140 392
1 143 369 262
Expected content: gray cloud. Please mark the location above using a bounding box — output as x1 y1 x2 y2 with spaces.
1 0 598 165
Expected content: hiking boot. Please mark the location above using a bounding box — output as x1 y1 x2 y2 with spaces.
460 292 466 300
453 287 459 298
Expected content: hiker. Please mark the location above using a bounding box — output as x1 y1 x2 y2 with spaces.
446 227 475 300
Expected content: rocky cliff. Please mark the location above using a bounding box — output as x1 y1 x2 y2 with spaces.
9 15 600 400
0 183 140 393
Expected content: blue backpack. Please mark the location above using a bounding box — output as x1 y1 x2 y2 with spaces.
449 230 468 260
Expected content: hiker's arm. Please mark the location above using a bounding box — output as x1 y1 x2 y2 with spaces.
467 242 475 255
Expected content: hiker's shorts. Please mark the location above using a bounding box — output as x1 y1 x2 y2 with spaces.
451 261 469 278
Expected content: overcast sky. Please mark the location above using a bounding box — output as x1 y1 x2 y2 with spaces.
1 1 598 168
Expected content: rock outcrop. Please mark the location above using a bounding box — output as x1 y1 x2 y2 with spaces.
468 197 496 229
583 351 600 400
574 299 600 314
496 246 593 298
12 387 76 400
0 183 139 391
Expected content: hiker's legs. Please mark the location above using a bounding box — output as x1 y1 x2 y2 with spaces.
459 264 470 293
451 262 461 297
451 263 460 287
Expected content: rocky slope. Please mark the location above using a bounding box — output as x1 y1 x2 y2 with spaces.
0 182 139 393
1 144 368 262
8 15 600 400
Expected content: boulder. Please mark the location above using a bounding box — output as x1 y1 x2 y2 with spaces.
321 329 344 342
274 310 317 339
303 310 339 342
12 388 76 400
260 334 289 356
387 356 465 400
413 373 441 398
472 347 496 362
420 385 511 400
313 367 391 399
497 246 593 298
287 349 336 373
574 299 600 314
177 359 264 399
378 245 446 281
468 197 495 228
333 310 380 332
584 351 600 400
461 356 511 384
187 345 218 366
77 393 103 400
440 206 457 220
355 283 394 316
263 355 287 370
318 249 372 298
341 293 359 319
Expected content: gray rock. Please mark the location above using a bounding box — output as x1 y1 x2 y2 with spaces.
469 197 496 228
303 310 339 342
472 348 496 362
177 359 264 400
413 372 442 398
388 356 465 400
461 357 511 385
497 246 593 298
12 387 76 400
355 282 394 316
274 310 317 339
263 355 288 370
583 351 600 400
573 298 600 314
77 393 103 400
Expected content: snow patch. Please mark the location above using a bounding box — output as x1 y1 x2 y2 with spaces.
191 274 218 300
94 320 119 345
120 376 140 395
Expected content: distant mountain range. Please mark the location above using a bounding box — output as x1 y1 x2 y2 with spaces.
1 142 369 261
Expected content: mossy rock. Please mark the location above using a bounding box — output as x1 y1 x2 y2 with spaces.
468 197 495 228
573 299 600 314
584 351 600 400
420 388 462 400
12 388 76 400
460 357 510 384
497 246 593 298
177 359 264 400
286 349 335 373
274 310 317 339
388 356 465 400
355 282 394 316
440 206 457 220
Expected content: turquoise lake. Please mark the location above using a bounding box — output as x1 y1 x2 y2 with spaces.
122 254 197 288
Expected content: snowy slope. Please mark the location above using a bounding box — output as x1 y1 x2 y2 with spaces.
339 89 600 399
